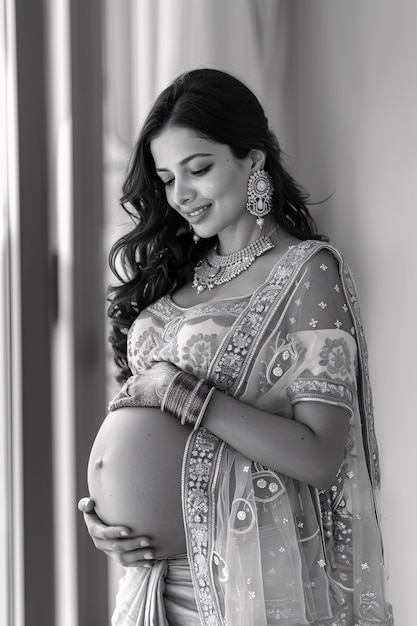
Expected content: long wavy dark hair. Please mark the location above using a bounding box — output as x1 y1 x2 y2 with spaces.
108 68 327 382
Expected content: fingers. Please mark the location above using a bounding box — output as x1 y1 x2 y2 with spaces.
109 396 144 411
78 496 130 537
78 497 95 513
103 542 156 567
83 512 131 542
82 513 155 565
78 496 155 565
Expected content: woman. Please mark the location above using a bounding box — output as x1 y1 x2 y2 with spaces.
79 69 393 625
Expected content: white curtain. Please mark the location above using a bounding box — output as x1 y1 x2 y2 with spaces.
129 0 291 138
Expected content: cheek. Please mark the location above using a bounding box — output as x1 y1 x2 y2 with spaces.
165 189 178 210
199 182 217 198
203 163 249 206
205 169 241 198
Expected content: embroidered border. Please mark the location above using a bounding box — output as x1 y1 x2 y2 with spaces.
339 263 381 488
288 377 355 414
210 241 320 395
182 428 225 625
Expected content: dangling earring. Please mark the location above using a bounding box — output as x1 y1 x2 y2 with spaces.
246 169 274 229
189 225 200 243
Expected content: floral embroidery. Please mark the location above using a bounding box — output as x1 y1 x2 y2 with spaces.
319 337 352 377
183 429 225 625
182 333 219 376
360 590 386 621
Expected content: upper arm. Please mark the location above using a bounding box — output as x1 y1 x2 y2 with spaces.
285 250 359 414
292 400 350 485
285 250 357 484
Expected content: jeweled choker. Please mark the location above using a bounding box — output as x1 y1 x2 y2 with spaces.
192 233 274 293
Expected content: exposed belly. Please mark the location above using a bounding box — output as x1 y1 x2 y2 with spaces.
87 407 191 558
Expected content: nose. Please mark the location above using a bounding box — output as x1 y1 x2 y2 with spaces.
172 177 194 207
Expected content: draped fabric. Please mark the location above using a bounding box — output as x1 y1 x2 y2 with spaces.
112 557 200 625
131 0 288 135
113 241 393 625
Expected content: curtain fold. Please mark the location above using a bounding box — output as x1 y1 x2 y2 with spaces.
130 0 290 136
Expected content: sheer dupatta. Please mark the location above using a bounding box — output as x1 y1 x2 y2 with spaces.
182 241 393 625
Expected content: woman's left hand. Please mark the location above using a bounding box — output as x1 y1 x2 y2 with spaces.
109 361 179 411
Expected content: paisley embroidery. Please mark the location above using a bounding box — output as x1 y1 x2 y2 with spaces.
127 326 161 373
229 498 256 534
260 332 303 393
252 469 286 502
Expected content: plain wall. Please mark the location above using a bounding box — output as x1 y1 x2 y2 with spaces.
286 2 417 622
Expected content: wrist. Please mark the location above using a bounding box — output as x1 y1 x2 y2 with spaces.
161 371 215 430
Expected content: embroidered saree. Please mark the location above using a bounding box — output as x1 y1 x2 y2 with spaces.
112 241 393 626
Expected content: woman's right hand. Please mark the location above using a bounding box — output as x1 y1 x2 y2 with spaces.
78 497 155 567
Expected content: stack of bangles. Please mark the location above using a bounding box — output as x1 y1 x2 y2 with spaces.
161 371 216 431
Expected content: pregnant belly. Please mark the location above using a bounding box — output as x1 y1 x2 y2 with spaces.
87 407 191 559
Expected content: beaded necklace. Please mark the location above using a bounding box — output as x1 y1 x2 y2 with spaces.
192 229 275 294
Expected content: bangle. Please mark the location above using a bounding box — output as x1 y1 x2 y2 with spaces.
161 371 215 430
193 387 216 431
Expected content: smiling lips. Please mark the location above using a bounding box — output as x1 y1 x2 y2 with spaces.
182 203 211 221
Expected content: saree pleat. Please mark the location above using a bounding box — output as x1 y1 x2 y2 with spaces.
112 558 199 626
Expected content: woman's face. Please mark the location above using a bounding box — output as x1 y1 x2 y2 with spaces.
150 125 264 252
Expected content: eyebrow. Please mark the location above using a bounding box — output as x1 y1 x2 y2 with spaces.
155 152 213 172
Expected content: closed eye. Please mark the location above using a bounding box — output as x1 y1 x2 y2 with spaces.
161 164 211 187
192 165 212 176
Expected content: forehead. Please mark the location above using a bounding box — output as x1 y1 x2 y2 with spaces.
150 126 228 168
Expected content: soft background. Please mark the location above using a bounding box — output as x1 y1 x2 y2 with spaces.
104 1 414 623
1 1 415 625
